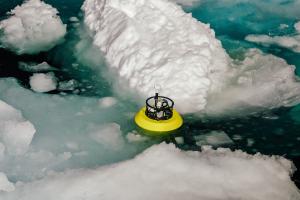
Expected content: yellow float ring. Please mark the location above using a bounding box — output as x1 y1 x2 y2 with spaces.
134 107 183 133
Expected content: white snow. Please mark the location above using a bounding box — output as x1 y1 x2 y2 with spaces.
0 0 66 55
0 100 36 155
98 97 118 108
29 73 57 93
0 173 15 192
83 0 230 114
245 21 300 53
0 143 299 200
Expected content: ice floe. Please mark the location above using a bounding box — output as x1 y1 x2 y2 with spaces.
0 0 66 54
0 143 299 200
246 21 300 53
0 100 36 155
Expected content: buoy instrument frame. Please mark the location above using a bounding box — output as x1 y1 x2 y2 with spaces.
135 93 183 133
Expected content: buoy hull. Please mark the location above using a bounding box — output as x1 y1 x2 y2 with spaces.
134 107 183 134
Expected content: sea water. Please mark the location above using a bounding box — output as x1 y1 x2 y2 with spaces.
0 0 300 197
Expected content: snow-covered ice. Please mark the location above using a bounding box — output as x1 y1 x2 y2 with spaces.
205 48 300 116
82 0 300 115
0 100 36 155
0 143 299 200
0 0 66 55
83 0 230 114
29 73 57 93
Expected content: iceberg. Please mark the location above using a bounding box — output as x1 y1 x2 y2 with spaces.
82 0 230 114
82 0 300 115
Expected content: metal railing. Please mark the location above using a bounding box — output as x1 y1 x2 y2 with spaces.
145 93 174 120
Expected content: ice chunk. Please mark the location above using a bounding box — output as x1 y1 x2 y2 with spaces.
1 143 299 199
170 0 202 7
82 0 230 114
126 130 149 142
0 173 14 192
0 100 36 155
98 97 118 108
18 62 57 73
247 138 255 147
174 136 184 144
245 21 300 53
89 123 124 151
279 24 289 30
245 34 300 53
194 130 233 146
29 73 57 93
58 80 79 91
295 21 300 33
0 0 66 55
69 17 79 23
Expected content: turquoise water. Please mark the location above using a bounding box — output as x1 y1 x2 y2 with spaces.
0 0 300 187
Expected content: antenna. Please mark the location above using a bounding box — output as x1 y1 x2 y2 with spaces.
154 84 161 94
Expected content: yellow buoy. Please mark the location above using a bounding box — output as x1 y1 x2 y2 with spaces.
134 93 183 134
